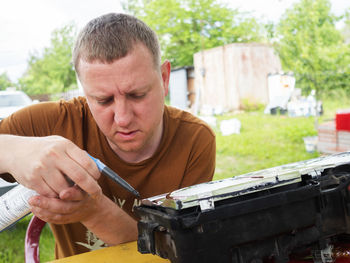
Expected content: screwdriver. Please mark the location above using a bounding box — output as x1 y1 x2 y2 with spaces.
88 154 140 197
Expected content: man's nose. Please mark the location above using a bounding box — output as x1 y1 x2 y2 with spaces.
113 100 132 127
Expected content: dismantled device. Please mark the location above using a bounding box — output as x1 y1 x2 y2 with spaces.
135 152 350 263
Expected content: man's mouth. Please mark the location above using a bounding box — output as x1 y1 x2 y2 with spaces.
117 130 138 139
119 131 133 135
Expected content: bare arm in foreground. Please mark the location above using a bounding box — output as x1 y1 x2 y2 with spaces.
0 134 137 245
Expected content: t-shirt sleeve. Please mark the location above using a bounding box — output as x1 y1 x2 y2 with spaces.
179 129 216 188
0 101 61 136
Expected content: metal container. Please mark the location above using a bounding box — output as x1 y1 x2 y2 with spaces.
135 152 350 263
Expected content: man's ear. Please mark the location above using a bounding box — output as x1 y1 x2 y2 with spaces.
161 60 171 96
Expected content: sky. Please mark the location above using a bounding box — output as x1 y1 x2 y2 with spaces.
1 0 349 82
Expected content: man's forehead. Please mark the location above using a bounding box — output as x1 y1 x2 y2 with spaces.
78 59 115 71
76 43 159 73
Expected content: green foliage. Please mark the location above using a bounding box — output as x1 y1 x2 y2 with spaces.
275 0 350 97
18 24 77 95
0 72 14 91
122 0 264 68
319 88 350 118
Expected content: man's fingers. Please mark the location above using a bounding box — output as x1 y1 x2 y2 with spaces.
16 136 102 198
42 169 72 195
28 193 100 225
59 159 102 198
26 178 58 198
59 185 85 201
60 146 102 197
66 147 101 180
29 195 81 215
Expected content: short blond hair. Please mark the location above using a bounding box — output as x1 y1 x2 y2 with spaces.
73 13 161 74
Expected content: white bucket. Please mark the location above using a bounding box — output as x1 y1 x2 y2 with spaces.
303 136 318 153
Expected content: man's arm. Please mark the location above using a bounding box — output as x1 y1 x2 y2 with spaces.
29 186 138 245
82 195 138 245
0 134 101 197
0 134 137 245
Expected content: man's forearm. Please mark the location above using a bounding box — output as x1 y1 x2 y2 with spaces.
0 134 137 244
0 134 23 174
81 194 138 246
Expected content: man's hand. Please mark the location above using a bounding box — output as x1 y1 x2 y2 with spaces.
1 134 137 245
29 185 138 245
2 135 101 198
28 185 102 224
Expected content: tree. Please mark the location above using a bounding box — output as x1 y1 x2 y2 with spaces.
275 0 350 96
0 72 13 91
122 0 265 68
18 24 77 95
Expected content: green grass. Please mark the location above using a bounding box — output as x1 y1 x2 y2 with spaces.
213 89 350 180
214 112 319 180
0 214 55 263
0 90 349 262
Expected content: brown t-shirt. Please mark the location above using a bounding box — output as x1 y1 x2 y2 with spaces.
0 97 216 258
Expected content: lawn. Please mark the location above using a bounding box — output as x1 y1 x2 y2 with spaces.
214 89 350 181
214 112 319 180
0 90 349 262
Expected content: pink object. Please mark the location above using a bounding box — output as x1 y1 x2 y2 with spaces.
24 216 46 263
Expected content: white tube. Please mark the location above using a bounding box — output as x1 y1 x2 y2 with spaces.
0 184 37 232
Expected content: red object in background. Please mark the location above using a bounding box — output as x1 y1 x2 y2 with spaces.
25 216 46 263
336 111 350 131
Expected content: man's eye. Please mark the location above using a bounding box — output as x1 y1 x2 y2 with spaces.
129 93 146 99
97 98 112 105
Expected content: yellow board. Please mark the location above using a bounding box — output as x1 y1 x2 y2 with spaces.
49 241 169 263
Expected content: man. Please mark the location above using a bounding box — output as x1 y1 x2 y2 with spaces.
0 13 215 258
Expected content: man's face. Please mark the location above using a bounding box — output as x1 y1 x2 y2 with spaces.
78 43 170 162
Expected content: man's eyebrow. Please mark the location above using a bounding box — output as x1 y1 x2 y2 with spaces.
125 85 151 94
90 94 112 100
